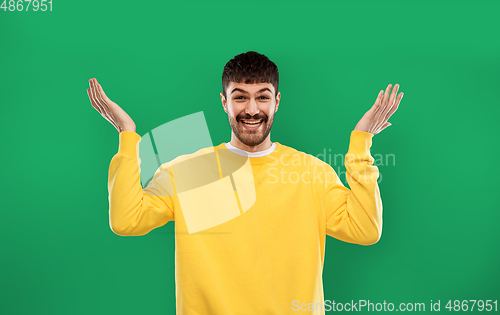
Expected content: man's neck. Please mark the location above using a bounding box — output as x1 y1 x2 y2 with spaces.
229 133 273 152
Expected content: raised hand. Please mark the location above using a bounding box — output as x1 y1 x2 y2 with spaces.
87 78 136 133
354 83 403 135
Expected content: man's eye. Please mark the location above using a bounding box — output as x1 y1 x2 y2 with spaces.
234 96 269 100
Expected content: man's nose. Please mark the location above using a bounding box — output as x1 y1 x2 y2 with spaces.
245 99 260 116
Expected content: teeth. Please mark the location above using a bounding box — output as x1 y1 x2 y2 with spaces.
241 120 262 125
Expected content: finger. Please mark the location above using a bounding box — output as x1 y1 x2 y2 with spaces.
372 121 391 135
89 86 117 127
91 78 111 113
94 78 123 132
93 78 122 129
381 84 392 107
382 92 403 122
371 90 384 117
91 78 113 119
89 79 101 109
87 88 102 113
89 78 121 131
96 79 111 102
88 80 105 113
381 121 391 128
374 84 398 129
379 122 392 133
92 78 105 102
388 84 399 108
378 84 399 127
373 84 392 121
93 78 117 114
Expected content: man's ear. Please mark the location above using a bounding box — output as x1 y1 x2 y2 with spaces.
220 92 228 113
274 92 281 113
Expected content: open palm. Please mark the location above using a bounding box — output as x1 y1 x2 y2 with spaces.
354 83 404 135
87 78 136 133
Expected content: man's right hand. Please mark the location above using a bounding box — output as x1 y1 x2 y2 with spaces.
87 78 137 133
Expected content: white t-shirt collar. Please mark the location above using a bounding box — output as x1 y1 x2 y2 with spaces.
224 142 277 157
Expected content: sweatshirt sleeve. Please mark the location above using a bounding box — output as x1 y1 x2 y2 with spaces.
315 130 382 245
108 131 175 236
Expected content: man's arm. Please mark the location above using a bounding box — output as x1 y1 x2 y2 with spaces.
86 78 175 236
317 130 382 245
318 83 403 245
108 131 175 236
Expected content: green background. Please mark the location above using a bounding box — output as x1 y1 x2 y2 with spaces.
1 0 499 313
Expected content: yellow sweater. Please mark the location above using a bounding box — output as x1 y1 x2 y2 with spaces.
108 130 382 314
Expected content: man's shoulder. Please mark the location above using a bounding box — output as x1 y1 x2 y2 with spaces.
159 144 219 169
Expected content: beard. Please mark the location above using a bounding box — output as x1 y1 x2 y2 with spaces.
228 111 275 147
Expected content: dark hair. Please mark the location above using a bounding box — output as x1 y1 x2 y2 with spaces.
222 51 279 99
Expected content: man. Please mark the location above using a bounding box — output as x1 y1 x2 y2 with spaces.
87 51 403 314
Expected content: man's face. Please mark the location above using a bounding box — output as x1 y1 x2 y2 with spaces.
220 80 281 147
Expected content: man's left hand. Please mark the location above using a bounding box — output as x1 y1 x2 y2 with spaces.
354 83 403 135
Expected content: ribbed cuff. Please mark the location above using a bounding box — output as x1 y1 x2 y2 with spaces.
118 131 142 156
348 130 374 153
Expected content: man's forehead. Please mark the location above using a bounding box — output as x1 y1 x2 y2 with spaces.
228 81 274 94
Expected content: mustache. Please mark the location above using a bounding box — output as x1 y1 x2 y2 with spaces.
236 113 268 121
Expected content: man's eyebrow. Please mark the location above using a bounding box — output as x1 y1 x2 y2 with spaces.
231 87 272 95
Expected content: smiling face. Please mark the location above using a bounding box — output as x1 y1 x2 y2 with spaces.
220 79 281 150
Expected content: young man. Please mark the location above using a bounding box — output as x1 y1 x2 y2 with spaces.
87 51 403 314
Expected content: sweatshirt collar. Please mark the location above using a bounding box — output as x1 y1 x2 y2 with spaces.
224 142 277 157
216 142 283 165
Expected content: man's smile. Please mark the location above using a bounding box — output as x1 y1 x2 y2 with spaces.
240 119 264 130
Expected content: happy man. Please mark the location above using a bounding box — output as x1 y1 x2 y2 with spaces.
87 51 403 315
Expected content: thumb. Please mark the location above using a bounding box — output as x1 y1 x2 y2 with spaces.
380 121 392 130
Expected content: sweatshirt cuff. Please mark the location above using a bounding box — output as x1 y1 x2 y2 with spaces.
118 131 142 156
348 130 374 153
